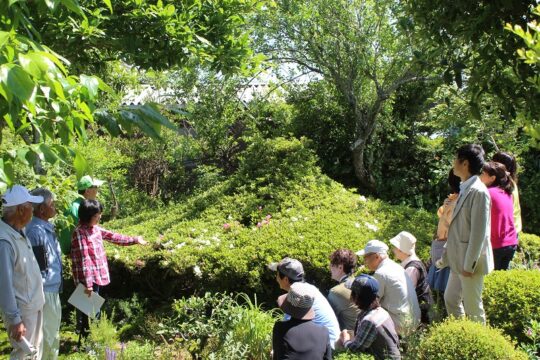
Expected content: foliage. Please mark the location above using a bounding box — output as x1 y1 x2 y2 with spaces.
406 0 540 136
333 351 375 360
32 0 270 75
100 137 437 304
417 318 528 360
259 0 430 189
517 233 540 267
86 313 118 359
505 4 540 147
520 143 540 235
158 292 277 359
520 319 540 359
483 270 540 343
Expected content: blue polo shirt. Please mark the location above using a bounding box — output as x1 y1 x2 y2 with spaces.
26 217 62 293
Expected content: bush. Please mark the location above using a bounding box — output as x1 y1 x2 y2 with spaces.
518 233 540 267
333 351 375 360
483 269 540 342
417 318 528 360
157 292 277 359
101 137 438 304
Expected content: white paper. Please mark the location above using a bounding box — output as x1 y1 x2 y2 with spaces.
67 283 105 318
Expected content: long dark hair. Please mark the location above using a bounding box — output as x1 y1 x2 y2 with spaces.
492 151 518 183
482 161 514 195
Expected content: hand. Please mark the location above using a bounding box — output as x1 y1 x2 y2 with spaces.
9 322 26 342
462 270 473 277
435 259 445 269
339 329 351 345
84 287 93 297
136 236 147 246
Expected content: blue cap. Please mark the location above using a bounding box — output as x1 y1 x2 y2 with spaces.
347 274 379 300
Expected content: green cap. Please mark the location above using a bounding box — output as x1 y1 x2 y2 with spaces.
77 175 105 191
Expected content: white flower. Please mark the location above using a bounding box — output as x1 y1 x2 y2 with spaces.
229 243 234 248
298 235 304 239
374 219 379 224
175 242 186 249
365 222 379 232
114 250 120 260
227 215 233 220
202 229 208 233
163 240 174 248
291 217 298 222
211 235 220 242
193 265 202 278
355 222 361 228
359 195 367 202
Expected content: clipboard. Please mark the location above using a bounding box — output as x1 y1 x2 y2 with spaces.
67 283 105 318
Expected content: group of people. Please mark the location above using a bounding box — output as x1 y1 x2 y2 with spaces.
0 176 145 359
269 144 522 359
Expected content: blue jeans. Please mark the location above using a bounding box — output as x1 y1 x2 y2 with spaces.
493 245 517 270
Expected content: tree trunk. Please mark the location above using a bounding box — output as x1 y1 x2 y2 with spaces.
351 137 376 193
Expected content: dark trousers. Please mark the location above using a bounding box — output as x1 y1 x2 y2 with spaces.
493 245 517 270
77 284 102 345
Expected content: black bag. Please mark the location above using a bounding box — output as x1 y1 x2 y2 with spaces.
32 245 48 272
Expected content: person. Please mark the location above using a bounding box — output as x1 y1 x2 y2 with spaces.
437 144 493 324
480 161 518 270
427 170 460 305
356 240 420 336
328 249 361 330
390 231 432 325
0 185 45 359
59 175 104 255
492 152 522 237
71 199 147 344
272 282 332 360
26 188 62 360
269 257 340 348
339 275 400 360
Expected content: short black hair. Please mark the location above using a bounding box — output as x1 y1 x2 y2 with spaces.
448 169 461 194
350 291 380 311
456 144 485 175
78 199 103 225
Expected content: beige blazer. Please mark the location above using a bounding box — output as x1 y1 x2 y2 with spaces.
441 176 494 275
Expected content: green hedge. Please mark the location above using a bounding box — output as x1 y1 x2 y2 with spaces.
517 233 540 266
483 269 540 342
101 137 437 304
417 318 528 360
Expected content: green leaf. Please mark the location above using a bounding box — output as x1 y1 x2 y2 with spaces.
120 109 161 139
0 31 10 49
95 109 121 137
60 0 84 16
73 151 87 179
0 64 36 101
80 74 100 99
131 103 178 132
38 144 59 164
102 0 113 13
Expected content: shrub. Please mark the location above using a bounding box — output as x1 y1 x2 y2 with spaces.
518 233 540 267
101 137 437 304
333 351 375 360
417 318 528 360
483 269 540 342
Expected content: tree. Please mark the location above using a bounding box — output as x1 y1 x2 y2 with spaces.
0 0 268 190
406 0 540 144
258 0 430 191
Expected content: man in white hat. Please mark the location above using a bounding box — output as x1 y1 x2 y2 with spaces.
390 231 432 324
357 240 420 336
0 185 46 359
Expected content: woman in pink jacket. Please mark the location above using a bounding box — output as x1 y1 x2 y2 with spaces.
480 161 518 270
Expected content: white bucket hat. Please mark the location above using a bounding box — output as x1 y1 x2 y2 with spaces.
389 231 417 255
